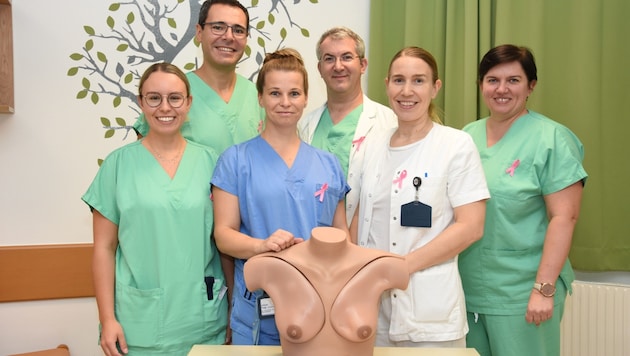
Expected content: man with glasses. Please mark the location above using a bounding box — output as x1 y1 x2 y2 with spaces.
298 27 396 227
132 0 260 348
134 0 263 156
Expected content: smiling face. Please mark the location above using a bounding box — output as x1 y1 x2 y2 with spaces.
480 61 536 122
139 71 191 136
317 37 367 96
258 70 307 130
195 3 248 69
385 55 441 124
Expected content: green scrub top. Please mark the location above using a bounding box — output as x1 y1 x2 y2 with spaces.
310 105 362 178
83 140 228 355
460 111 587 315
134 72 264 155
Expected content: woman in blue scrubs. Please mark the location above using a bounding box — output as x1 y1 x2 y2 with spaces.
211 48 350 346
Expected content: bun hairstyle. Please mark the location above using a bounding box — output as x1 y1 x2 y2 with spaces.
256 48 309 95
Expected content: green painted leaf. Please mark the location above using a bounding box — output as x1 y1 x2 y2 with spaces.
85 39 94 51
168 18 176 29
84 26 95 36
97 158 104 166
104 129 115 138
124 73 133 84
244 45 252 56
280 28 287 40
91 92 99 105
107 16 115 29
301 28 310 37
76 90 88 99
257 37 265 47
70 53 84 61
127 12 135 24
116 43 129 51
100 117 111 126
177 0 185 3
256 21 265 29
115 117 126 126
268 13 275 24
108 3 120 11
252 0 259 6
113 96 121 108
184 62 195 70
67 67 79 76
97 51 107 62
82 78 90 89
309 0 318 3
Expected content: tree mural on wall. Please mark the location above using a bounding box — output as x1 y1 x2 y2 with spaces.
67 0 318 163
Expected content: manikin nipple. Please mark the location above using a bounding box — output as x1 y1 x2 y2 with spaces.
287 325 303 340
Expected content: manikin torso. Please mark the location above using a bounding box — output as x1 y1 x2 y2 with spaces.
244 227 409 356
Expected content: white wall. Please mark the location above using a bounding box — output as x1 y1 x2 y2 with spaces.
0 1 371 354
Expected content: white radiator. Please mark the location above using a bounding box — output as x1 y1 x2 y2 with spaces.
561 281 630 356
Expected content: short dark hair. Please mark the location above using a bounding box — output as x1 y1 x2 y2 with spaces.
478 44 538 84
198 0 249 34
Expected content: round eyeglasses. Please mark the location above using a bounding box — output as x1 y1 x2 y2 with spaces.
320 54 360 65
141 92 187 108
202 21 248 38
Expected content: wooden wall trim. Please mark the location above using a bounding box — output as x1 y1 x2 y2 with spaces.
0 244 94 302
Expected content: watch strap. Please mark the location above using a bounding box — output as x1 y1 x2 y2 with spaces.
533 282 556 297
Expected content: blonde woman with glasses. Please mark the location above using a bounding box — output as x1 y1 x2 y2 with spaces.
84 63 229 355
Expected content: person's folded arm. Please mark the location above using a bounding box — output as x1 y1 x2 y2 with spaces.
405 200 486 274
212 186 303 260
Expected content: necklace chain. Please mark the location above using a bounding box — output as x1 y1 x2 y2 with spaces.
146 140 184 163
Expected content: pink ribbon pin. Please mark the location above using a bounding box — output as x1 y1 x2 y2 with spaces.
257 120 264 133
506 159 520 177
352 136 366 152
314 183 329 202
393 170 407 189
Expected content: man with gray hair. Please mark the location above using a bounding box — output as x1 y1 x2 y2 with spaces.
298 27 396 227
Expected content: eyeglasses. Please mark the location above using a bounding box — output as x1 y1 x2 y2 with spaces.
202 21 248 38
141 92 187 108
320 54 361 65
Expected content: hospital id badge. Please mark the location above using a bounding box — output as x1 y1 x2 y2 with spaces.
258 295 275 319
400 201 432 227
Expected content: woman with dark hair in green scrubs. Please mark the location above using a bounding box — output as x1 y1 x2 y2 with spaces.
460 44 587 356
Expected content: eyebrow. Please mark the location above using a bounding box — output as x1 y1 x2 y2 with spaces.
391 73 428 78
267 87 303 91
207 20 247 28
323 51 354 57
486 74 523 79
